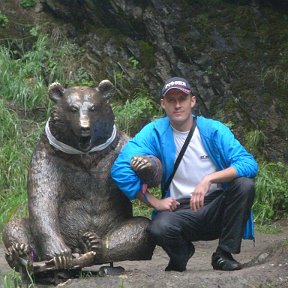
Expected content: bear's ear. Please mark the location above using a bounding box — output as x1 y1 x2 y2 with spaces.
98 80 115 100
48 82 65 103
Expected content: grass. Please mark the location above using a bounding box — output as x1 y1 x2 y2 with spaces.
0 99 43 230
112 88 163 136
255 224 283 235
253 161 288 225
0 26 95 112
1 269 22 288
1 267 35 288
0 34 48 111
261 66 288 89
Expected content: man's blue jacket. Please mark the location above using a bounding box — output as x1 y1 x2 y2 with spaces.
111 115 258 200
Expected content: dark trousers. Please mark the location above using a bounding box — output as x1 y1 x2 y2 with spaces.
147 177 255 264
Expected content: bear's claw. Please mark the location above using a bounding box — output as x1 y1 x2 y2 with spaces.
5 243 34 272
82 232 102 253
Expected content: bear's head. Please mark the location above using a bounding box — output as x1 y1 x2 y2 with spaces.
48 80 116 152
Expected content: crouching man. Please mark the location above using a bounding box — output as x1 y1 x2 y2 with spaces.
112 77 258 272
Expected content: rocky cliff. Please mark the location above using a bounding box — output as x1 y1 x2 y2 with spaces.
1 0 287 162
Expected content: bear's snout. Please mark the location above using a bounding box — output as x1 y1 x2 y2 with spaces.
80 126 91 137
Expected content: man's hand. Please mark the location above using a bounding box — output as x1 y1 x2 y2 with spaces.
190 179 211 211
190 168 237 211
152 197 180 212
137 186 180 212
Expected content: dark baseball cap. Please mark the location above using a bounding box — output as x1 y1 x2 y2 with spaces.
161 77 192 97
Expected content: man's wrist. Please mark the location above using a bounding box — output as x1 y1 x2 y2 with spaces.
148 197 162 211
203 174 213 185
142 193 149 203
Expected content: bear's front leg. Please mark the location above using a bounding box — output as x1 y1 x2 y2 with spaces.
39 235 72 260
28 148 71 261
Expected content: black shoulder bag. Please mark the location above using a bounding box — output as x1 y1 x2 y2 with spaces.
161 117 197 198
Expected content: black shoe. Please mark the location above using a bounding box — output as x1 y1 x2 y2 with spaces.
211 252 242 271
165 242 195 272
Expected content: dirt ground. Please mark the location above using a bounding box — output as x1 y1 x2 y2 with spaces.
1 220 288 288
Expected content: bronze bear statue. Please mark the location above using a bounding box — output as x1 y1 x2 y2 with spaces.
2 80 155 281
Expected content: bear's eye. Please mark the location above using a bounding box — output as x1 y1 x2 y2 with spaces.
89 105 97 112
70 106 79 112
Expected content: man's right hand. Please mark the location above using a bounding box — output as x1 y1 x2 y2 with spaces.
137 185 179 212
151 196 180 212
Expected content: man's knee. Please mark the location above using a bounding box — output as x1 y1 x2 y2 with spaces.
147 213 178 244
231 177 255 203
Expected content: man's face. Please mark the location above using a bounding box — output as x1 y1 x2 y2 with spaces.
161 89 196 130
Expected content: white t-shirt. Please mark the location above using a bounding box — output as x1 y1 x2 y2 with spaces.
170 126 218 200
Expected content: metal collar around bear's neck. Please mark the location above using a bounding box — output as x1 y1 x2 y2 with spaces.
45 118 117 154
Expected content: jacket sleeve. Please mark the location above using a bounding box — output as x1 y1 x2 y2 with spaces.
213 122 258 178
111 123 161 200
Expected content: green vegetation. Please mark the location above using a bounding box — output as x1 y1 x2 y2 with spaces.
0 99 40 230
0 26 98 225
132 187 161 218
112 89 163 136
255 224 283 235
2 269 22 288
0 11 8 28
0 26 94 111
254 162 288 224
244 129 266 161
20 0 37 9
261 66 288 90
1 267 35 287
138 40 156 69
128 56 140 70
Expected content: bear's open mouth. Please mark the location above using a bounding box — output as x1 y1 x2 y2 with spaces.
79 136 92 151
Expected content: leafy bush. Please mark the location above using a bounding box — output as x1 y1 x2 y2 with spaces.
20 0 37 9
0 11 8 28
112 89 163 136
132 187 161 218
254 162 288 224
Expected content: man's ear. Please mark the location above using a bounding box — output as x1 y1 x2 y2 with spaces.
190 95 197 109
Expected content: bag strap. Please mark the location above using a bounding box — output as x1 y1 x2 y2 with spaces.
162 117 197 198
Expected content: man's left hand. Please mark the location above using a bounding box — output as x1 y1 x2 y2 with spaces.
190 179 210 211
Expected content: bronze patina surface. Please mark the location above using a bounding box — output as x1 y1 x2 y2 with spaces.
2 80 155 283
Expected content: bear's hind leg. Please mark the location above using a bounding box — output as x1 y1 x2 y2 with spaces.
93 216 155 264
